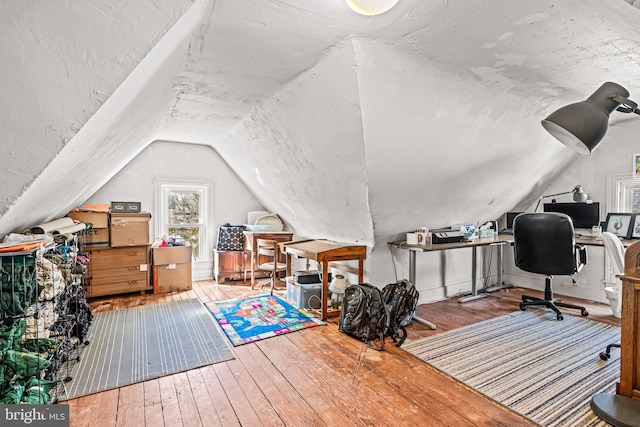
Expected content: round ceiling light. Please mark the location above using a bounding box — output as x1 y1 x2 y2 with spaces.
345 0 400 16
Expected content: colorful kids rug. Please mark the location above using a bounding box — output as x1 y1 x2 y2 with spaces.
207 294 325 346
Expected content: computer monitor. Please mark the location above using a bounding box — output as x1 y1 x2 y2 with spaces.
543 202 600 229
505 212 523 230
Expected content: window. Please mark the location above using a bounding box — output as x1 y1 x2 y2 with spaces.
156 181 212 261
606 173 640 213
604 173 640 283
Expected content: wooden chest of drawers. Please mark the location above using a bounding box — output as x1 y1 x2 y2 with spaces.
88 246 151 297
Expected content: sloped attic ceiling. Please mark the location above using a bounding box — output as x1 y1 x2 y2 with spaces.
2 0 640 245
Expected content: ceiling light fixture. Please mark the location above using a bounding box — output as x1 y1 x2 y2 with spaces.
345 0 400 16
541 82 640 155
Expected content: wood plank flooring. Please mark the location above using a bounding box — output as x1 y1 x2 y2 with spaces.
63 281 620 427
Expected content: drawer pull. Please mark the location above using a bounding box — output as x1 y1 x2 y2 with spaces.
127 252 139 256
128 266 140 271
128 280 138 284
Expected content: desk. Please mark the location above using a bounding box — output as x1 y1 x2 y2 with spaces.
243 231 294 288
388 235 514 328
576 235 634 248
281 239 366 320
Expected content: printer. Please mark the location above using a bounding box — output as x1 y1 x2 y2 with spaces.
431 230 466 244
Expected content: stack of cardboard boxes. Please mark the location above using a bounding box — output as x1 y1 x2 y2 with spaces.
67 211 152 249
68 211 152 297
68 209 192 296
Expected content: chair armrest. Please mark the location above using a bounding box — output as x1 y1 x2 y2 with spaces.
575 244 587 272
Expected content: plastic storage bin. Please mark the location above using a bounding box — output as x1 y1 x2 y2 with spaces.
285 277 321 309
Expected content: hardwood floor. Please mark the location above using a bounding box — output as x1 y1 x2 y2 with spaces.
63 281 620 427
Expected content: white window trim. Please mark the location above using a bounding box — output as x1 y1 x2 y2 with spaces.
606 173 640 214
154 179 214 262
604 173 640 284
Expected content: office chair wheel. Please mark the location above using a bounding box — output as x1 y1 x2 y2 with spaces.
519 302 527 311
599 352 610 361
580 309 589 317
556 314 564 321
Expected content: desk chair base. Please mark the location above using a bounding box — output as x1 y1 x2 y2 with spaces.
599 343 620 361
253 276 285 295
519 276 589 321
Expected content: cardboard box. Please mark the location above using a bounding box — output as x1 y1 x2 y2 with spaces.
110 213 151 247
68 211 110 248
83 228 110 249
152 246 192 293
67 211 109 228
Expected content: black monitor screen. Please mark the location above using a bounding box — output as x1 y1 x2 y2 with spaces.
543 202 600 229
506 212 523 229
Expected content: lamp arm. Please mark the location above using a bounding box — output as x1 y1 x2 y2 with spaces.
534 190 572 212
610 94 640 114
540 190 573 199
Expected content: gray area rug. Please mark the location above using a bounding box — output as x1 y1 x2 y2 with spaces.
403 310 620 427
62 298 234 400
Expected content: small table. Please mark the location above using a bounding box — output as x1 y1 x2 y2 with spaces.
281 239 367 320
243 231 294 288
388 234 514 329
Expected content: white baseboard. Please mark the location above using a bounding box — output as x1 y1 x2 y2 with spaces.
192 260 213 281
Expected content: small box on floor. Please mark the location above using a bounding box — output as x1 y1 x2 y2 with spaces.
286 277 321 309
152 246 192 293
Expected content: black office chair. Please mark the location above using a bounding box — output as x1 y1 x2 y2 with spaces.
513 212 589 320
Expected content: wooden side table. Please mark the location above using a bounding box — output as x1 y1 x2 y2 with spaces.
213 250 248 283
281 239 366 320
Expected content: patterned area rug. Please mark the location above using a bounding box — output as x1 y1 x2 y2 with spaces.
62 298 234 400
207 294 325 346
403 310 620 427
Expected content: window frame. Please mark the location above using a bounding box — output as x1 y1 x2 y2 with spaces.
154 179 213 262
604 173 640 283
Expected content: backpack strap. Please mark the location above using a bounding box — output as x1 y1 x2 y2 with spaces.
364 327 385 351
394 326 407 347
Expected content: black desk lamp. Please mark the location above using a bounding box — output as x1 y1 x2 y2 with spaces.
534 185 589 212
542 82 640 426
542 81 640 155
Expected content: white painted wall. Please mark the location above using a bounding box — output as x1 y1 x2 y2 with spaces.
0 0 204 237
84 140 265 280
213 42 375 245
503 117 640 305
2 0 640 304
0 0 192 224
371 102 640 306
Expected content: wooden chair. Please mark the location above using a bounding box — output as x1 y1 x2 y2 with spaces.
255 238 287 295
